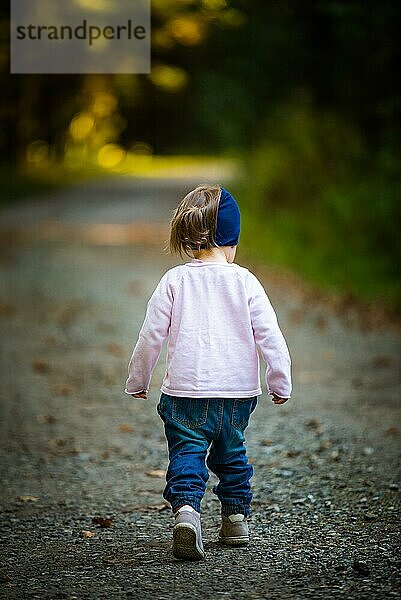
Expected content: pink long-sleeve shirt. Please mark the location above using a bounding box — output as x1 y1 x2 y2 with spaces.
125 259 292 399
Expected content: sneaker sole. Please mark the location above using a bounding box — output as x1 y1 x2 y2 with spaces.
218 535 249 546
173 523 205 560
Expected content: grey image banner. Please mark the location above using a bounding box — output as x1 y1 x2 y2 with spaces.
10 0 151 74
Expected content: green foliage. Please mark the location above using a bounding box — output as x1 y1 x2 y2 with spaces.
1 1 399 307
0 166 102 205
238 106 401 308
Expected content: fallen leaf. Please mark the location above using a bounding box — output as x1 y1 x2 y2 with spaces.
372 355 391 368
97 321 114 334
47 437 66 448
315 315 326 330
260 439 274 446
37 414 57 424
145 469 165 478
18 495 39 502
106 343 125 358
55 302 87 326
53 383 75 396
92 516 113 528
289 308 304 325
304 418 321 429
0 570 11 582
385 426 400 437
119 424 134 433
127 280 142 296
317 440 332 451
0 302 14 317
81 530 96 538
32 360 50 374
286 449 301 457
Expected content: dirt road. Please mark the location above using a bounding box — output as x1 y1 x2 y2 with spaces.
0 177 400 599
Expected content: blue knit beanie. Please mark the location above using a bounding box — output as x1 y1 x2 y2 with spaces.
215 187 241 246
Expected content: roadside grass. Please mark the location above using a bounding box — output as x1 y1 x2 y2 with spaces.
234 106 400 312
0 165 101 206
240 204 400 311
236 176 400 313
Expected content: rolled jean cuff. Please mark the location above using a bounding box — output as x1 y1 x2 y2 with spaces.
221 502 251 517
170 496 201 514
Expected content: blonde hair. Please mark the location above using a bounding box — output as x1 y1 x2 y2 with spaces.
168 184 222 258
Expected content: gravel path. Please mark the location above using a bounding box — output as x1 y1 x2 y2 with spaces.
0 177 400 599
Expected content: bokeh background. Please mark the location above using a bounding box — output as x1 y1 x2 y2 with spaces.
1 5 401 595
1 0 400 311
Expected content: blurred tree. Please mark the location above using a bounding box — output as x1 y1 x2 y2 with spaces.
0 0 399 305
0 0 399 162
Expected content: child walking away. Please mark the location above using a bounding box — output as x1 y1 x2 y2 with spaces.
125 185 292 560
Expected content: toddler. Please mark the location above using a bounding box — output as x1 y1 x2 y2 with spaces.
124 185 292 560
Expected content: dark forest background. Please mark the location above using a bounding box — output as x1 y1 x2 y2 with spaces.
0 0 400 309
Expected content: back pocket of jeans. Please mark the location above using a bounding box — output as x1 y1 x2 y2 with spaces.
231 397 257 430
172 397 209 429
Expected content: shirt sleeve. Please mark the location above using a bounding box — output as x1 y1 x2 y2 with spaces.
124 272 173 396
247 272 292 398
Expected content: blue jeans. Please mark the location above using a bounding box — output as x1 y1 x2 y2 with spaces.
156 393 258 517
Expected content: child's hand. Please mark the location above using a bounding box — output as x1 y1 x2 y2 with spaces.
131 391 147 399
272 394 289 404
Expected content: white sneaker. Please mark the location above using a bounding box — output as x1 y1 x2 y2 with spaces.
173 505 205 560
218 513 249 545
